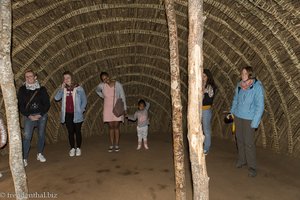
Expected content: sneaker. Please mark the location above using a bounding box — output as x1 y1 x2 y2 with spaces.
108 146 114 153
136 144 141 150
75 148 81 156
23 159 28 167
0 172 3 178
37 153 46 162
248 168 257 177
114 145 120 152
204 150 208 155
69 148 76 157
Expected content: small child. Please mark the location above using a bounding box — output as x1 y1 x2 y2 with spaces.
127 99 150 150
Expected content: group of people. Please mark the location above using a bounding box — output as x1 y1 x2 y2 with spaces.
17 70 150 167
203 66 264 177
15 66 264 178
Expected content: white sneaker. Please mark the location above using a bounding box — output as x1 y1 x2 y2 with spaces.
23 159 28 167
75 148 81 156
0 172 3 178
136 144 141 150
69 148 75 157
37 153 46 162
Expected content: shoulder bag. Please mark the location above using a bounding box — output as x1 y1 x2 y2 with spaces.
112 82 125 117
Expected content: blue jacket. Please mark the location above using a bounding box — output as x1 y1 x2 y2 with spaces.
55 86 87 123
230 79 264 128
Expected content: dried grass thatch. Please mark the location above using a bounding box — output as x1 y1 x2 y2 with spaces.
0 0 299 157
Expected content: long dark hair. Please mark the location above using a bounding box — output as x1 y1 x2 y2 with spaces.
203 69 216 89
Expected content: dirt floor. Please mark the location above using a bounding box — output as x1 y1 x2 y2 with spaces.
0 132 300 200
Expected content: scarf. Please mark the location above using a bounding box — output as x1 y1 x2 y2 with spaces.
203 84 214 98
240 79 254 90
65 83 79 90
25 80 40 90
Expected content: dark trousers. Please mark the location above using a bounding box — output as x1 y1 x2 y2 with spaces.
65 113 82 149
235 116 256 169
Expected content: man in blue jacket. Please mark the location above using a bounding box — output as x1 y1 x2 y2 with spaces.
230 66 264 177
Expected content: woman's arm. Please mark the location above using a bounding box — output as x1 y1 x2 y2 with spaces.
79 86 87 111
40 87 51 115
95 83 104 98
54 87 64 101
251 82 265 128
116 81 127 111
230 84 239 115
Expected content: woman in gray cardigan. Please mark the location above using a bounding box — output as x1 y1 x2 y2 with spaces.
96 72 127 152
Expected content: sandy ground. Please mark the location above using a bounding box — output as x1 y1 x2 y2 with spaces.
0 132 300 200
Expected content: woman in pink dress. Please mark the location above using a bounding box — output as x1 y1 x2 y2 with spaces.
96 72 127 152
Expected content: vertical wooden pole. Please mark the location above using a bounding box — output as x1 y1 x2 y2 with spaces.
187 0 209 199
0 0 28 199
164 0 186 199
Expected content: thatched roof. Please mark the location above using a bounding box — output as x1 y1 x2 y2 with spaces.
0 0 299 156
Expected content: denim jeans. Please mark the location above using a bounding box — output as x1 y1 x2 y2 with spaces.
23 113 48 159
202 109 212 152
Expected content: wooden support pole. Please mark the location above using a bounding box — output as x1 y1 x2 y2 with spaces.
0 0 28 199
164 0 186 199
187 0 209 199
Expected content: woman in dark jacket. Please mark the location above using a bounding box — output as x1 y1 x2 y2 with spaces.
17 69 50 167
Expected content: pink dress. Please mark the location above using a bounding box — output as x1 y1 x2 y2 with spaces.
103 84 123 122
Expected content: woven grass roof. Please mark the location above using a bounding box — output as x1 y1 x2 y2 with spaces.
0 0 299 157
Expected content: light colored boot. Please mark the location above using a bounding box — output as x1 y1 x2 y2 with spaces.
144 141 149 150
136 142 142 150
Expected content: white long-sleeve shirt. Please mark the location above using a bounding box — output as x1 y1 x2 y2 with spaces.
128 102 150 127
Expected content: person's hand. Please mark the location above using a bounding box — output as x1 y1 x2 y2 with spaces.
30 114 41 121
35 114 42 119
61 83 66 89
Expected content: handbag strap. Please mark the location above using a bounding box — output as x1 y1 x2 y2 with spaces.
25 89 39 110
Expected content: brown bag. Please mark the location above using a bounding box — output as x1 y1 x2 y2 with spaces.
113 98 125 117
112 83 125 117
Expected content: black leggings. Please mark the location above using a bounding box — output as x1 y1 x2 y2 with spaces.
65 113 82 149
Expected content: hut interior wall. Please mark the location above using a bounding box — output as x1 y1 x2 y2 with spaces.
0 0 299 157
